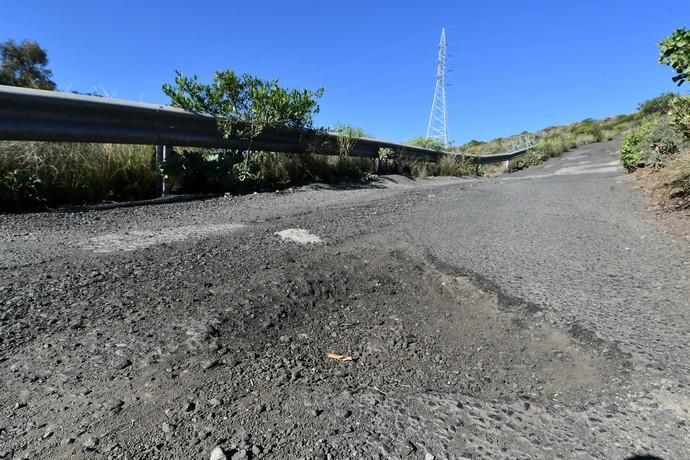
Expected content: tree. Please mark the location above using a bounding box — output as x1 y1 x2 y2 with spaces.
0 39 56 90
406 136 446 151
162 70 324 139
659 27 690 87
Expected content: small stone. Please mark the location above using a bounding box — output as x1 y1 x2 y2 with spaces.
275 371 289 386
400 440 416 455
43 426 55 439
83 436 99 451
209 398 222 407
103 399 125 413
238 430 251 443
162 422 173 433
183 401 196 412
425 452 436 460
251 445 262 456
231 450 248 460
60 437 75 446
310 409 322 417
112 358 132 370
202 360 219 370
278 335 290 343
61 367 81 377
334 408 351 418
209 446 227 460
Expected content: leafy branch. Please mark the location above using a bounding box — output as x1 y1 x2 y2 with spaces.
162 70 324 139
659 27 690 87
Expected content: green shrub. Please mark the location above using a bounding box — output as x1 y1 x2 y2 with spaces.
377 147 394 161
638 93 679 116
162 70 324 139
0 169 45 210
163 149 374 194
406 137 447 151
509 151 545 171
670 95 690 140
163 149 234 193
573 119 604 142
334 124 365 157
376 147 398 174
621 131 644 171
619 116 685 171
535 137 569 158
620 117 662 171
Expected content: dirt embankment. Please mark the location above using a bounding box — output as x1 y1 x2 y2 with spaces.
632 148 690 240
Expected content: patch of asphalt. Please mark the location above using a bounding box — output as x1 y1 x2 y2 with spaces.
500 140 624 180
1 223 679 459
407 140 690 416
0 175 472 270
1 144 689 458
81 223 247 253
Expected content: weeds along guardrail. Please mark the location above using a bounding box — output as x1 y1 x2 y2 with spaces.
0 85 533 193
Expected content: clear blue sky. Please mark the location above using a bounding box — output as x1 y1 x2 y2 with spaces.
2 1 688 143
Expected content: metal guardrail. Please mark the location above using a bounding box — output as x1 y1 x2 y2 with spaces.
0 85 534 162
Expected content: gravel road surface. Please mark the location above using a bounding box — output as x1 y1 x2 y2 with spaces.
1 141 688 459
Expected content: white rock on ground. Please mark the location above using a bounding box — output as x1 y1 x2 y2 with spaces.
275 228 322 244
209 446 227 460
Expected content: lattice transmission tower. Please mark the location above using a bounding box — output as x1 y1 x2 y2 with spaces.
426 28 449 147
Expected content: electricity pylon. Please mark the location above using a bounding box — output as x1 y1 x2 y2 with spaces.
426 28 449 148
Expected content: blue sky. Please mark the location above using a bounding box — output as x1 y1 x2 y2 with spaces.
2 1 688 143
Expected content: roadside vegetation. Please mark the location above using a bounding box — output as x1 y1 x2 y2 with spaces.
0 142 156 209
3 29 687 211
0 53 475 211
452 111 644 173
618 27 690 210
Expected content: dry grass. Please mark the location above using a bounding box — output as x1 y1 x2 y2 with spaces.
0 141 157 209
406 155 476 179
455 113 642 161
0 140 479 211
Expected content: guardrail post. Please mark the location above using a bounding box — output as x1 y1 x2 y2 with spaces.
155 144 171 196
